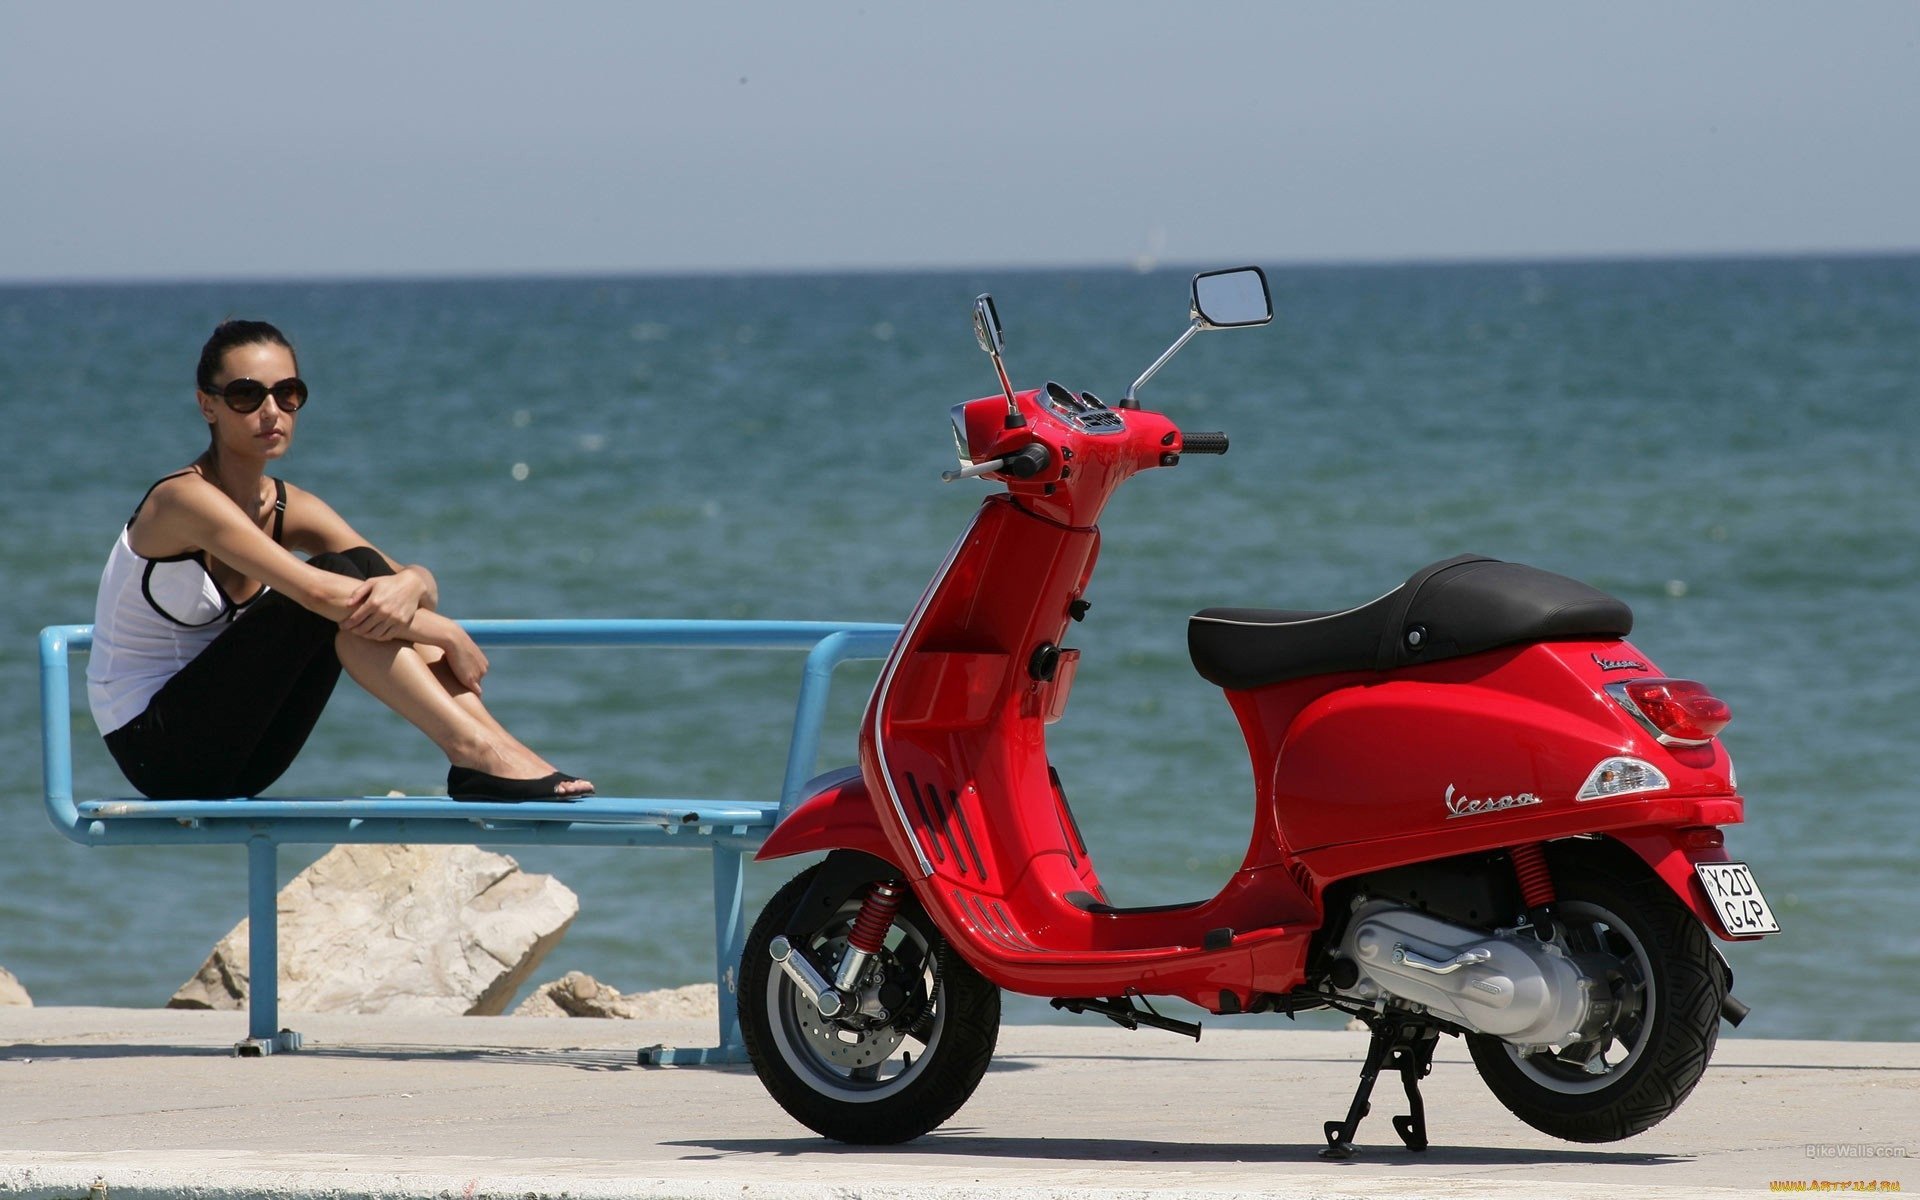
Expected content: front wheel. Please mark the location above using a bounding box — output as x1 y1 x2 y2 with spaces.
1468 850 1727 1143
739 864 1000 1143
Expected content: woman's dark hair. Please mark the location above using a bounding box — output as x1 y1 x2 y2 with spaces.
196 319 296 391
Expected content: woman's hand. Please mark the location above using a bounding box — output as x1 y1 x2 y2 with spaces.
341 571 430 640
442 626 490 694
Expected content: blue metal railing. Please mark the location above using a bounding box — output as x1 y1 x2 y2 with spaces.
38 618 901 1060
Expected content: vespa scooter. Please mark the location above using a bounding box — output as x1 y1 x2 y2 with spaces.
739 267 1777 1156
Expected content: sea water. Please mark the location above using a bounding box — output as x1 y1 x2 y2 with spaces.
0 258 1914 1040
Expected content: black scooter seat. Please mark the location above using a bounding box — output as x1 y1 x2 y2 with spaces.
1187 554 1632 691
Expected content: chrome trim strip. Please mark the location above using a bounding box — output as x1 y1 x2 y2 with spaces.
991 901 1045 951
871 508 986 877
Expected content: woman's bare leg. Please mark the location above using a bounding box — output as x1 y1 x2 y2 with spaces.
424 652 547 767
333 633 593 795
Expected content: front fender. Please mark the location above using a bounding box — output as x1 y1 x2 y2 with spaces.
757 766 897 863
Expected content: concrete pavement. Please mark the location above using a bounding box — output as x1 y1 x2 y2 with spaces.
0 1007 1913 1199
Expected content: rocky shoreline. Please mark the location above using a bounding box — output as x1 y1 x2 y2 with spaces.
3 844 716 1020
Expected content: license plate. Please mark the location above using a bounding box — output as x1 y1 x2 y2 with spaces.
1694 861 1782 936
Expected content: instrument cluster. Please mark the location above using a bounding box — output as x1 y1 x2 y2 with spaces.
1041 381 1125 434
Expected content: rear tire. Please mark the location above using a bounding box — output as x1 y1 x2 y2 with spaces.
739 865 1000 1143
1467 848 1726 1143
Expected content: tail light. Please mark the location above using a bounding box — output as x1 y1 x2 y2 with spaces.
1606 678 1731 746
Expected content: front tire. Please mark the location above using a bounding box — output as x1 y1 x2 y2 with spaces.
1467 848 1726 1142
739 865 1000 1143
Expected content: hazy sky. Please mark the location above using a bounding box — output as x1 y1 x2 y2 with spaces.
4 2 1917 282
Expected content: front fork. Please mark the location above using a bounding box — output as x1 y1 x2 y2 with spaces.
771 880 904 1020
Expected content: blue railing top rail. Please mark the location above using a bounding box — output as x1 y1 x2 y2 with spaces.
39 619 900 844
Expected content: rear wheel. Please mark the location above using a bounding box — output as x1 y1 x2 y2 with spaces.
739 865 1000 1143
1467 850 1726 1142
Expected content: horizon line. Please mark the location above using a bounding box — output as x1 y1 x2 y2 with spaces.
4 245 1918 290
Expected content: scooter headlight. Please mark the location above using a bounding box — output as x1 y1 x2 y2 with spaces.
1576 756 1669 801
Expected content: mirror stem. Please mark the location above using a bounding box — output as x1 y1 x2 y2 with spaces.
1120 320 1201 409
988 349 1024 428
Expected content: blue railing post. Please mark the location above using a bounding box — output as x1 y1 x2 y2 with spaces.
712 846 747 1059
780 631 853 817
38 626 83 831
777 627 897 817
240 837 299 1055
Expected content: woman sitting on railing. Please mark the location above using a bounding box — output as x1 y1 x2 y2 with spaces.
85 319 593 804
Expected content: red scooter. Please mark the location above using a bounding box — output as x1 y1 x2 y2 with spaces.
740 268 1778 1156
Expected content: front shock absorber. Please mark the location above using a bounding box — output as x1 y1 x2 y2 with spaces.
835 881 904 993
1510 842 1556 910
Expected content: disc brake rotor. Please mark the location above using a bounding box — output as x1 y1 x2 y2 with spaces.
795 1007 907 1069
792 932 909 1069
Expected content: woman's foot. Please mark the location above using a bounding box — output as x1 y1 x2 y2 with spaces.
449 744 594 800
447 765 595 803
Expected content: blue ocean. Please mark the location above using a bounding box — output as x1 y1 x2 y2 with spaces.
1 257 1914 1040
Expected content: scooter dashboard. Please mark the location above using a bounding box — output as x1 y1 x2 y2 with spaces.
1041 380 1126 434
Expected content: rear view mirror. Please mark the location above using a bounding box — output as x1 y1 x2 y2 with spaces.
1121 265 1274 408
972 293 1021 427
973 294 1005 357
1191 267 1272 329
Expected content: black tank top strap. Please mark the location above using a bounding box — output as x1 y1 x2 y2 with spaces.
126 470 197 529
271 478 287 544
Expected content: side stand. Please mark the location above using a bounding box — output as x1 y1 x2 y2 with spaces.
1320 1016 1439 1159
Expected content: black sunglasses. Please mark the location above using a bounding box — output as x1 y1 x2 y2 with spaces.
202 377 309 414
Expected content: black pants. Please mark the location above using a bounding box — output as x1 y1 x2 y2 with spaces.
103 547 393 799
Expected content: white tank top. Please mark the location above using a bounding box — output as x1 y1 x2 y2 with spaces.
86 475 282 734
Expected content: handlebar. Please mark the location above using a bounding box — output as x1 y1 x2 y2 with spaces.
999 444 1052 476
941 459 1002 483
1181 431 1229 455
940 442 1053 484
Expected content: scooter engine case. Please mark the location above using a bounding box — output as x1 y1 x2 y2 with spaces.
1337 901 1595 1045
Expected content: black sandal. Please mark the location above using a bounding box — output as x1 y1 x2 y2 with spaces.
447 766 593 803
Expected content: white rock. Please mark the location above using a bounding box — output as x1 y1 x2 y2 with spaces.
169 844 577 1016
514 972 717 1020
0 966 30 1007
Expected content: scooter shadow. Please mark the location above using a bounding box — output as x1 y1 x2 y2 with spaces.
672 1134 1686 1167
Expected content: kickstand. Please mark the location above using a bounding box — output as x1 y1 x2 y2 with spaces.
1320 1016 1439 1159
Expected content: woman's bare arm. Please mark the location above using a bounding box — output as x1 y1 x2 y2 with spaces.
133 477 465 661
134 476 369 619
278 482 440 637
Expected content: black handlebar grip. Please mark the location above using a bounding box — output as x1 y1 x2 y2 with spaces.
1181 432 1230 455
1000 443 1053 478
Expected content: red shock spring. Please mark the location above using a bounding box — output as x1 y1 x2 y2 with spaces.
847 882 904 954
1511 842 1556 910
